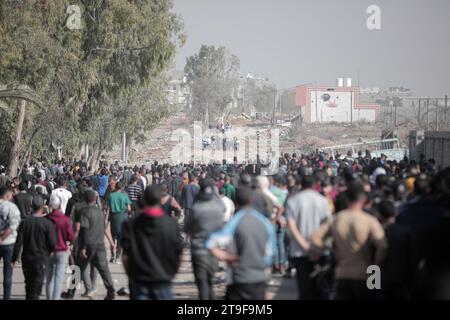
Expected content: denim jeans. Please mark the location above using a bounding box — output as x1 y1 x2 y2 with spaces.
0 244 14 300
46 251 68 300
274 227 286 267
129 281 173 300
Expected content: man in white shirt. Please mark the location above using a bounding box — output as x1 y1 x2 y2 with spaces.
0 186 21 300
51 177 72 215
218 188 235 223
286 175 330 300
139 169 147 189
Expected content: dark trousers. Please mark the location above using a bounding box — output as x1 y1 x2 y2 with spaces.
65 246 98 297
334 279 375 300
292 257 322 300
79 246 115 294
22 259 47 300
191 253 217 300
0 244 14 300
129 280 172 300
183 208 193 226
225 282 266 300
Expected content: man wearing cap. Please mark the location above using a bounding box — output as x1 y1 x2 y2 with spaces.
12 195 57 300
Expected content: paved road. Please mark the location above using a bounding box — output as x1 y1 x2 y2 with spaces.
1 250 296 300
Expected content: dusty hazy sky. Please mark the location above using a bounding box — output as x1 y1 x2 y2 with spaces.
172 0 450 97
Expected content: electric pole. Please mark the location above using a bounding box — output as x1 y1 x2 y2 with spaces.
121 132 127 162
445 95 448 128
418 99 421 126
435 98 439 131
394 101 397 127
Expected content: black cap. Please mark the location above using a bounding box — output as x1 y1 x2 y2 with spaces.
199 178 215 194
197 179 216 201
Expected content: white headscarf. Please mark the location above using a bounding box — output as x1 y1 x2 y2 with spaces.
371 167 387 185
49 193 62 210
256 176 279 205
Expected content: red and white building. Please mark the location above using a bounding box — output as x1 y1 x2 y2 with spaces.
295 78 381 123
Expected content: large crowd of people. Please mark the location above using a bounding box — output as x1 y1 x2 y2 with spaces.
0 150 449 300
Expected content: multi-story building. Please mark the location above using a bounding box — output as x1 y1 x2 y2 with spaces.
295 78 381 123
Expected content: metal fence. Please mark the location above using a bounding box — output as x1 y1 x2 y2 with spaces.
410 131 450 169
322 138 408 161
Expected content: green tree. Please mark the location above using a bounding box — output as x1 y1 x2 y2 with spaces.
0 0 185 173
280 88 297 114
184 45 240 124
253 83 277 113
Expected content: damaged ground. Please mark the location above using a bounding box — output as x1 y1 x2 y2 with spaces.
105 112 416 164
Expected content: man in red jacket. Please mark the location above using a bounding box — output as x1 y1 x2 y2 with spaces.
46 194 74 300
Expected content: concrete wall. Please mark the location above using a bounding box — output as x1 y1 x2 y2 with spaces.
410 130 450 168
296 85 380 124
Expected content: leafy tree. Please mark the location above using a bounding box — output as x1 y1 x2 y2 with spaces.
184 45 240 124
0 0 185 173
280 88 297 114
252 83 277 114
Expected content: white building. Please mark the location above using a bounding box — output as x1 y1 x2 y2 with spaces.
295 78 381 123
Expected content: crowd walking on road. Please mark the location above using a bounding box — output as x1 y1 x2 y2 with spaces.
0 150 449 300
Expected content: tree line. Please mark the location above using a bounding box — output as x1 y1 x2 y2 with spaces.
0 0 185 175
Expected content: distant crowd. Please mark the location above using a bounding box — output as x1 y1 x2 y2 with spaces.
0 149 449 300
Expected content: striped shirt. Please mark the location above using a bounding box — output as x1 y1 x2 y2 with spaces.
126 183 143 202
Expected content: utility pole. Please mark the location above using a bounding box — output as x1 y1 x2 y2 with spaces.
385 104 388 129
445 95 448 128
418 99 421 126
315 84 318 123
388 98 393 129
426 98 430 131
121 132 127 162
435 98 439 131
279 90 283 114
204 53 211 125
394 101 397 127
272 89 277 126
350 91 353 125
